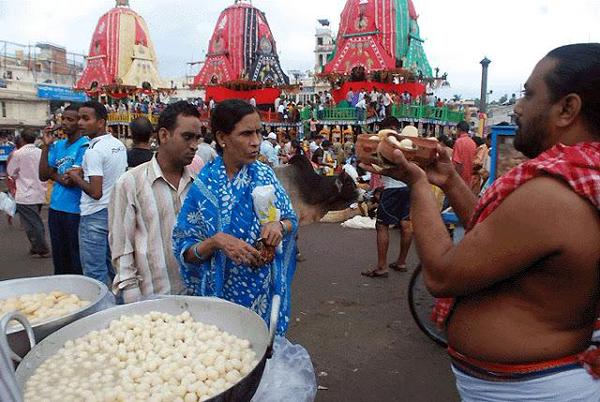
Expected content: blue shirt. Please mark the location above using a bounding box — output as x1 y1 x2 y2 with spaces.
48 136 89 214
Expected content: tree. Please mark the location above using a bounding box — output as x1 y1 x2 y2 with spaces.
452 94 462 102
499 94 508 104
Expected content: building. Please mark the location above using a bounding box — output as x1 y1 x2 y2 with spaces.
487 104 516 126
0 41 85 136
314 20 335 74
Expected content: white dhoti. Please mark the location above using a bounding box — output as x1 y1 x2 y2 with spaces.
452 365 600 402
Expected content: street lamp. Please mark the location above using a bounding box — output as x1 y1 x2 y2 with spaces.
479 57 491 113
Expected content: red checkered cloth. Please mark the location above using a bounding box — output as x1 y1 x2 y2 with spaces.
432 142 600 370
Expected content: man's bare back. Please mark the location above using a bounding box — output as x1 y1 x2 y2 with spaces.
447 176 600 363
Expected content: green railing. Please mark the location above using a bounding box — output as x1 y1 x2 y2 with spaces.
299 104 465 124
300 108 313 120
321 107 359 120
446 110 465 123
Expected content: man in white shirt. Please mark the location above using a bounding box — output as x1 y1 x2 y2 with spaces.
355 97 367 121
309 135 324 154
383 91 393 116
196 131 217 165
259 132 280 167
346 88 355 105
67 101 127 286
362 117 413 278
277 103 286 120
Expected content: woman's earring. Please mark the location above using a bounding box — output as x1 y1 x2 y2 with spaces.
222 143 226 148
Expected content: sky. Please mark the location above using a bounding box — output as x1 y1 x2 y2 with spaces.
0 0 599 100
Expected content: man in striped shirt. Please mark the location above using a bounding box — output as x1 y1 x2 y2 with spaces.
109 102 202 303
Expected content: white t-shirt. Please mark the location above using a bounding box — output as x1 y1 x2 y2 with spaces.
196 142 217 164
342 163 359 183
382 175 407 189
80 134 127 216
383 93 392 107
309 141 319 153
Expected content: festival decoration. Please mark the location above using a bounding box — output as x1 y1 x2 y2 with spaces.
324 0 433 78
194 0 290 90
76 0 167 94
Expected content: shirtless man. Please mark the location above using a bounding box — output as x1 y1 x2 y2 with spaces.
366 43 600 400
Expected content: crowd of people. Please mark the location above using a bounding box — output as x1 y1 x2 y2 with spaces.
2 43 599 401
5 99 299 327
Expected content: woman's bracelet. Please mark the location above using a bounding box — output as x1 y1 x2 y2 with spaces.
192 243 204 261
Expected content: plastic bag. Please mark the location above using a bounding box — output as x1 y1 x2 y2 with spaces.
252 185 282 254
251 336 317 402
0 192 16 217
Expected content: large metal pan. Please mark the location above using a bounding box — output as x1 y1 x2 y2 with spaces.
0 275 110 360
3 295 280 402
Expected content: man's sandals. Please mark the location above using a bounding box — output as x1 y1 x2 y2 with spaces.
361 263 407 278
360 269 389 278
388 262 407 272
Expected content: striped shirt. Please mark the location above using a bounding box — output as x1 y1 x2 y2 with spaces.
109 156 196 303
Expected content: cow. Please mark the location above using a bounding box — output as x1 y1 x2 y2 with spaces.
274 154 359 225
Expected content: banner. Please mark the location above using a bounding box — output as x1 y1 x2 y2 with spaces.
206 86 281 105
37 85 89 102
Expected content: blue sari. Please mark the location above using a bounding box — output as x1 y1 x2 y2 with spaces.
172 156 298 334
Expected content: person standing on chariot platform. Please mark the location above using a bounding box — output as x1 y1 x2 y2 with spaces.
67 101 127 288
362 43 600 400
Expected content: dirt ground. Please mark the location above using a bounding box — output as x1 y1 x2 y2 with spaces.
0 207 459 402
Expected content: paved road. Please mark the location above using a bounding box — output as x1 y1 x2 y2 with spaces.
0 208 459 402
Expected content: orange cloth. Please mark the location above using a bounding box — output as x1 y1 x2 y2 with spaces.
452 133 477 184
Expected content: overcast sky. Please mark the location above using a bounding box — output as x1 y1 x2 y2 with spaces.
1 0 598 100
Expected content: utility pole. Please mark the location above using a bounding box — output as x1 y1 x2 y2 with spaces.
479 57 491 114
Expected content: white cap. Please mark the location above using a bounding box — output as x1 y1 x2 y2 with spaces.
267 132 277 140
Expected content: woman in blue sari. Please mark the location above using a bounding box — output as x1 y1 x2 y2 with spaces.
172 99 298 335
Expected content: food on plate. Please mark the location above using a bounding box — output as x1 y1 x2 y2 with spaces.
23 311 259 402
400 125 419 138
0 292 89 325
398 139 415 150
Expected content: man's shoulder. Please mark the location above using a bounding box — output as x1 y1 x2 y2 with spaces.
96 135 125 150
490 176 597 232
53 138 69 149
115 162 150 190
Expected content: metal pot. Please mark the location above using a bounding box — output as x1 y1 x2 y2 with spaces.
0 275 110 360
2 295 280 402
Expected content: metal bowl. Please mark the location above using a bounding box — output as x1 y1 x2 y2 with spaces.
10 296 279 402
0 275 110 359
